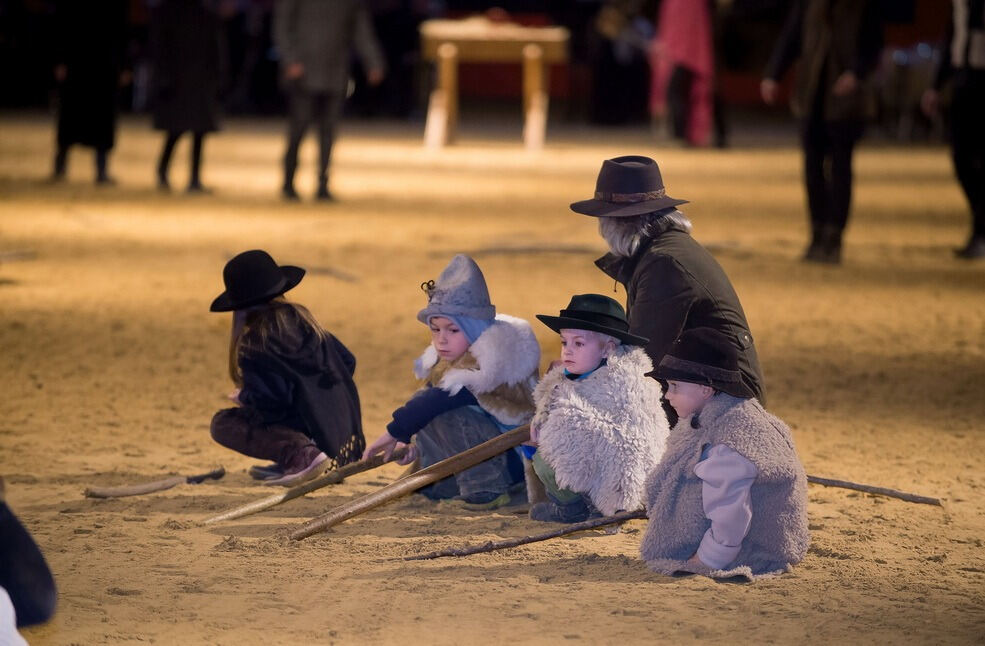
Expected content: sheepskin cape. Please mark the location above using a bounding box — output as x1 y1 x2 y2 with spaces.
640 393 809 581
533 345 669 515
413 314 540 426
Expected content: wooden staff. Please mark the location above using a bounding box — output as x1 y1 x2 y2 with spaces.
84 467 225 498
291 425 530 541
807 475 941 506
202 447 409 525
406 509 647 560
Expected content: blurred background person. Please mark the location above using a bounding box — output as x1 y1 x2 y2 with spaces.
761 0 883 265
273 0 386 202
150 0 224 194
649 0 728 148
50 0 130 185
922 0 985 260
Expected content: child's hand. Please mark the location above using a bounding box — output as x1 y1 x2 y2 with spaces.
526 422 539 446
547 359 563 373
227 389 242 405
363 432 402 461
395 443 417 465
685 554 707 571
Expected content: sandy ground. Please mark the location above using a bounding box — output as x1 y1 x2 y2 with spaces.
0 112 983 645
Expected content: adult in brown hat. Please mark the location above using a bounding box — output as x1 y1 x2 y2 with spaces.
572 155 766 415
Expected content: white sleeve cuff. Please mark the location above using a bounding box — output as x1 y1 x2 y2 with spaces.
696 528 742 570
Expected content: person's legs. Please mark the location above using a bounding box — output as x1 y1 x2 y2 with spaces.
801 114 831 260
52 145 68 181
210 407 322 476
187 132 208 192
157 131 181 190
315 92 344 199
413 407 520 504
283 88 313 200
528 451 593 523
950 80 985 258
666 65 694 143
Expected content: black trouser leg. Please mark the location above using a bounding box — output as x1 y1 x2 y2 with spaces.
826 120 862 245
712 88 728 148
52 145 68 178
950 80 985 242
801 115 830 251
284 87 313 193
189 132 205 189
316 92 343 194
667 65 694 142
95 148 111 183
157 131 181 188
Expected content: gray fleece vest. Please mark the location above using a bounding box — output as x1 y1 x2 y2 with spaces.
640 394 809 576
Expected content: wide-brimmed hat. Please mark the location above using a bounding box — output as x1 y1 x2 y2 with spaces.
570 155 689 218
417 254 496 324
536 293 649 346
648 327 756 399
210 249 305 312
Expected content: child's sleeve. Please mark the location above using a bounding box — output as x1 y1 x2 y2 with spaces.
386 386 478 443
331 336 357 376
238 355 294 416
692 444 758 570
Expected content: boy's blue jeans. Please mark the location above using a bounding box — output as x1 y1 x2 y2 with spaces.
415 407 523 500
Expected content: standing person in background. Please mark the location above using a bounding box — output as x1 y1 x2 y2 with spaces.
922 0 985 260
761 0 883 264
150 0 224 194
50 0 129 185
649 0 727 148
273 0 386 202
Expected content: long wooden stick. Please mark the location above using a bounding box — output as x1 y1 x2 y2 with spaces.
202 448 408 525
84 468 225 498
807 475 941 506
406 509 647 560
291 425 529 541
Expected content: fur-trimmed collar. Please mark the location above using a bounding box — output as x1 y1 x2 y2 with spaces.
413 314 541 395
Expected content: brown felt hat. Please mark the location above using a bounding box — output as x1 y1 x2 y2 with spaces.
570 155 688 218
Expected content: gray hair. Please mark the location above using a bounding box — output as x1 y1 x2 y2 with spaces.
598 209 693 257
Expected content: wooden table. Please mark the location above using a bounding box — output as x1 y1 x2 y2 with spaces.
420 17 569 149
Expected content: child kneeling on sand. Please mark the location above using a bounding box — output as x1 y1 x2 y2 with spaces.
526 294 669 523
363 254 539 510
640 327 809 580
209 250 364 486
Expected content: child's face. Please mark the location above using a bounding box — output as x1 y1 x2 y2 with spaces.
664 380 714 418
429 316 470 362
559 329 610 375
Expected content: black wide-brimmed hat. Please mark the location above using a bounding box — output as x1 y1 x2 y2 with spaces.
570 155 689 218
648 327 756 399
210 249 305 312
536 293 649 346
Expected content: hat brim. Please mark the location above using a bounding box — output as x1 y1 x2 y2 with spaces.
570 196 689 218
647 365 756 400
210 265 305 312
536 314 649 346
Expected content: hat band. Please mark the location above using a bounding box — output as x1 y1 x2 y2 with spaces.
558 309 629 332
659 355 741 383
594 188 666 204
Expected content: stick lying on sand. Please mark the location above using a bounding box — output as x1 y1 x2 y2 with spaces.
807 475 941 506
202 447 409 525
84 467 225 498
291 425 530 541
405 509 647 560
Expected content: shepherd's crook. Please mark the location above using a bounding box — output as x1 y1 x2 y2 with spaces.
291 425 530 540
806 475 941 506
202 447 408 525
84 467 225 498
406 509 647 560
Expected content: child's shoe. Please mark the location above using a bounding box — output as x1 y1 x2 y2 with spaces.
248 463 284 481
441 491 511 511
263 449 329 487
529 496 592 523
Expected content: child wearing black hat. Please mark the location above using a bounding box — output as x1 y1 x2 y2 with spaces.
527 294 670 523
640 327 809 580
209 249 364 487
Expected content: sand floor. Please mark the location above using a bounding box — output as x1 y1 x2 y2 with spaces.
0 113 983 644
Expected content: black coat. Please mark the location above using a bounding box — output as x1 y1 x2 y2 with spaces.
238 315 364 465
763 0 883 122
54 0 128 150
150 0 223 133
596 229 766 405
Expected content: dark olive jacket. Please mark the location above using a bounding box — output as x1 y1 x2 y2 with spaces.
596 229 766 404
763 0 883 122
